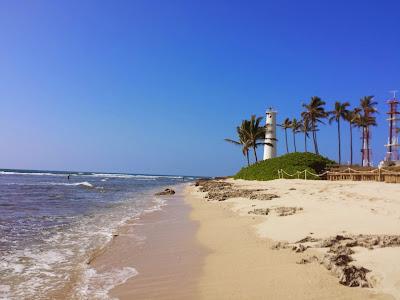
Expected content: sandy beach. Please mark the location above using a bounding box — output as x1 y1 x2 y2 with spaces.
91 178 400 300
186 178 400 300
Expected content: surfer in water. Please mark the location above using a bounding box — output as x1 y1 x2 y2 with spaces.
67 174 70 181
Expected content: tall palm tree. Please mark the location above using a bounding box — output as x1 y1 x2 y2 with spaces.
279 118 292 153
290 118 301 152
359 96 378 166
299 117 312 152
344 108 361 165
301 96 327 155
328 101 350 165
246 115 273 162
225 120 251 166
354 113 377 166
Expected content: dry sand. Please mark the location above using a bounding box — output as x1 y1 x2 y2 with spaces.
91 179 399 300
188 178 400 299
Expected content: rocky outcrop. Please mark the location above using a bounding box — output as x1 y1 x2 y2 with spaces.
275 206 303 216
291 234 400 288
249 193 279 201
155 188 175 196
195 179 279 202
248 208 270 215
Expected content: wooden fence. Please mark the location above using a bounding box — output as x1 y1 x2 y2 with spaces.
278 168 400 183
326 168 400 183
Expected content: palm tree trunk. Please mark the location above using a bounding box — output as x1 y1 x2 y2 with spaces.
253 146 258 162
285 129 289 153
337 119 341 165
246 150 250 166
304 131 307 152
361 127 365 166
312 121 319 155
349 122 353 165
293 132 297 152
366 126 370 166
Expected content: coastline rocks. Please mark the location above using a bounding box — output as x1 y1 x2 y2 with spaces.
195 179 280 202
249 193 279 201
292 244 309 253
292 234 400 289
155 188 175 196
248 208 270 215
275 206 303 216
339 266 371 287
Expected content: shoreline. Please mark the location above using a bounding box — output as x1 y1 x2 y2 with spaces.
91 184 205 299
86 178 399 299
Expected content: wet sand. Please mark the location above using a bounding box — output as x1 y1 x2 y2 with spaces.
91 185 205 299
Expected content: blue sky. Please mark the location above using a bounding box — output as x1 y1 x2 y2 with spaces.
0 0 399 176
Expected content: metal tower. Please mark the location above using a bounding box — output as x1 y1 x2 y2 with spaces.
385 91 400 162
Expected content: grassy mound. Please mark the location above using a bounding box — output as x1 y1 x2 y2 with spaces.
234 152 334 181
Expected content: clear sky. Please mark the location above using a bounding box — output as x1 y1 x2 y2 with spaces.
1 0 400 176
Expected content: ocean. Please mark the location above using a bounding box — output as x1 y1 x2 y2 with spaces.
0 169 193 299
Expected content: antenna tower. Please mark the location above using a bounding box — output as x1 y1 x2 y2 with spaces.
385 90 400 162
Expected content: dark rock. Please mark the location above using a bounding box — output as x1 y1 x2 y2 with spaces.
295 236 321 243
339 266 371 287
155 188 175 196
275 206 303 216
248 208 270 215
249 193 279 201
292 244 309 253
331 254 353 266
271 241 289 250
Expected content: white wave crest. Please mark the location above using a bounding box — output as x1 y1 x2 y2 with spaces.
78 267 138 299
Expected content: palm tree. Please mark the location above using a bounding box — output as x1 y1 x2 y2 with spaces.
359 96 378 166
279 118 292 153
301 96 327 155
354 113 377 166
290 118 301 152
246 115 273 162
299 117 312 152
344 108 361 165
225 120 251 166
328 101 350 165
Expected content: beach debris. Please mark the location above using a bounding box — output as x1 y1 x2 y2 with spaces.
289 188 297 190
249 193 279 201
155 188 176 196
275 206 303 216
248 208 270 215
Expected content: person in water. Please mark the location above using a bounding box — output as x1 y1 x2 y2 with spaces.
67 174 70 181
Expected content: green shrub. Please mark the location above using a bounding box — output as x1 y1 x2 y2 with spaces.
233 152 334 181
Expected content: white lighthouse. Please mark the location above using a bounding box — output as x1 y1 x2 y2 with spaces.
263 108 277 160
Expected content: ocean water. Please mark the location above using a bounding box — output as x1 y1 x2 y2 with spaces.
0 169 191 300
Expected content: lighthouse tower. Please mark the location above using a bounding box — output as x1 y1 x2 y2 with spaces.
263 108 277 160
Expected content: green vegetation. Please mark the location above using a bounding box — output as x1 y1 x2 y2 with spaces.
225 95 380 169
234 152 334 181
